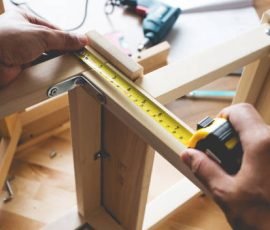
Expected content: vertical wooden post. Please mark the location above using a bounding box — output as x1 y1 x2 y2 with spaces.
102 109 155 229
68 86 102 218
233 10 270 123
0 114 22 190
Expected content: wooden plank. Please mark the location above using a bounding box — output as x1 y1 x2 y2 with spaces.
0 114 18 137
17 122 70 153
134 42 170 74
233 56 270 105
233 10 270 124
255 74 270 124
0 116 22 190
20 94 68 126
87 31 143 81
0 0 4 14
143 178 200 229
103 108 155 229
0 54 87 118
20 106 69 144
136 24 270 104
68 86 101 219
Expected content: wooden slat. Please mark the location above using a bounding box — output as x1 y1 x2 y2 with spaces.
17 122 70 153
68 86 101 218
143 178 199 229
87 31 143 81
20 94 68 126
103 108 155 229
0 116 22 190
0 0 4 14
233 10 270 124
233 56 270 105
135 42 170 74
255 74 270 124
136 24 270 104
0 114 18 138
0 54 87 118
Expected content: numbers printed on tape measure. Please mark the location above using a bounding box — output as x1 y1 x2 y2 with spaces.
76 48 192 146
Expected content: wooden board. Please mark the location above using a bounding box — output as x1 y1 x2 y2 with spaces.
103 108 154 229
68 86 101 219
136 24 270 104
0 54 88 118
0 116 22 190
0 0 4 14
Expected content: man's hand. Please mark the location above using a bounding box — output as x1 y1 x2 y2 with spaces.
181 103 270 230
0 10 89 87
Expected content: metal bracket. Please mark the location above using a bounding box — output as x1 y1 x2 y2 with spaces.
47 75 106 104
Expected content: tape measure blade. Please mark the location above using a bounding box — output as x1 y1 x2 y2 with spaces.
75 48 193 146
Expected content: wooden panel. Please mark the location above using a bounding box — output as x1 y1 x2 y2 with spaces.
0 0 4 14
233 56 270 105
0 116 22 190
20 94 68 126
0 114 18 137
136 24 270 104
0 54 87 118
87 31 143 81
68 86 101 218
20 106 69 144
135 42 170 74
255 74 270 124
103 108 154 229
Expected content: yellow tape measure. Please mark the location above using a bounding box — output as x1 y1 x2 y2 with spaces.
75 48 192 146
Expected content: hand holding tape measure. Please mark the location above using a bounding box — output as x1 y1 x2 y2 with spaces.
188 116 243 174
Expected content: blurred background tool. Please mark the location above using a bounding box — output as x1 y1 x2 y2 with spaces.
105 0 181 51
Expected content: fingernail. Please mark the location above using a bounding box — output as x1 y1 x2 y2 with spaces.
181 152 192 169
78 35 89 46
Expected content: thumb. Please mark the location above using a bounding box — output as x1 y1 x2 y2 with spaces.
180 149 231 191
42 30 90 52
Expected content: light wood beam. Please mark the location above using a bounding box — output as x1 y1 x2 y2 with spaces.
0 55 88 118
103 108 155 229
136 24 270 104
0 0 4 14
68 86 101 219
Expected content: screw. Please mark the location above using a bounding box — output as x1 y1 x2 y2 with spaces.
48 87 58 97
265 28 270 35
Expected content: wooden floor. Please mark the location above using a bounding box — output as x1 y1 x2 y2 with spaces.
0 128 231 230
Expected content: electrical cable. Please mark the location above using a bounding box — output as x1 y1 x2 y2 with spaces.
9 0 89 31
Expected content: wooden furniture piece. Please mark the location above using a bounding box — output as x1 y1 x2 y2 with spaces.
1 7 270 228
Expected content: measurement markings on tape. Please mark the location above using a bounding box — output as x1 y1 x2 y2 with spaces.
75 48 192 146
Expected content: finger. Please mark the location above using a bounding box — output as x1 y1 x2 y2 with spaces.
41 30 90 51
0 64 22 88
180 148 232 191
218 103 264 134
217 103 269 148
